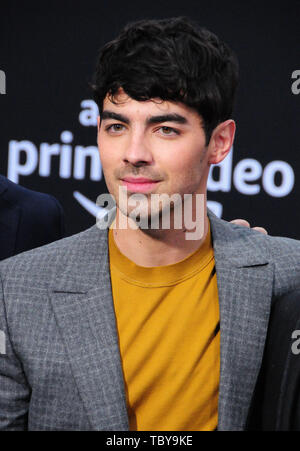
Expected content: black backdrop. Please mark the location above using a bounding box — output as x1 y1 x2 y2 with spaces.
1 0 299 238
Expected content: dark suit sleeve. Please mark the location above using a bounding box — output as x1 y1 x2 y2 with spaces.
14 192 66 255
0 271 30 430
47 194 66 239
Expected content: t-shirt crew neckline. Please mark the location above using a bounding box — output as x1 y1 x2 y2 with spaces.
108 220 214 288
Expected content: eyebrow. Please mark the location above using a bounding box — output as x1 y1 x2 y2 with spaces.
147 114 188 125
101 110 188 126
101 111 130 124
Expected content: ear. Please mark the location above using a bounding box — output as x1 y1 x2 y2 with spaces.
207 120 236 164
97 115 101 130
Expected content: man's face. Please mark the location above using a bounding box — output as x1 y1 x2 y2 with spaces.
97 89 212 224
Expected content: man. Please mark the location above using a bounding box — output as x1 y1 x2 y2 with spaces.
0 175 65 260
0 17 299 431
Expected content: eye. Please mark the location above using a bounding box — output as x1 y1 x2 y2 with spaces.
105 123 126 133
158 126 180 136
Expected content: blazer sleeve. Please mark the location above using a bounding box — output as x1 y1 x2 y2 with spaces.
0 272 30 430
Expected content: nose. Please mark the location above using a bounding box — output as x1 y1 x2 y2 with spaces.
123 131 153 166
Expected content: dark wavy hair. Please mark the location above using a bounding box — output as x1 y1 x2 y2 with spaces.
91 17 239 145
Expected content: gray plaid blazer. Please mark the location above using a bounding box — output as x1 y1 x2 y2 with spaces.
0 208 300 431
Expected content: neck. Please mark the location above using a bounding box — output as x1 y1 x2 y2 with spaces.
111 197 209 267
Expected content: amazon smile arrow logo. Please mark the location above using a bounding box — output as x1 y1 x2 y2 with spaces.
73 191 108 218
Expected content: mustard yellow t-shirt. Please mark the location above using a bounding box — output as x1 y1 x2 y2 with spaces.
108 223 220 431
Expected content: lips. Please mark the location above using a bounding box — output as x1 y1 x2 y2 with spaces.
122 177 159 183
120 177 161 193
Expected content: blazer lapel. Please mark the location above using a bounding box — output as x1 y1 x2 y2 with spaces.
208 210 274 430
49 219 129 431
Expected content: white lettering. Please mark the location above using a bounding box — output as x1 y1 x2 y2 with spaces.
60 131 73 178
8 140 38 183
96 194 116 229
79 99 99 126
184 193 205 241
74 146 102 180
0 330 6 355
291 330 300 355
233 158 262 195
39 143 60 177
0 70 6 95
291 70 300 95
262 160 294 197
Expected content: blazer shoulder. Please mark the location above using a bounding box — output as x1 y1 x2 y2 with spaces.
209 211 300 264
265 234 300 295
0 225 105 289
209 211 300 295
259 232 300 260
230 225 300 294
227 221 300 268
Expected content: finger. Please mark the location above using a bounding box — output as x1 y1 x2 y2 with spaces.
230 219 250 228
252 227 268 235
